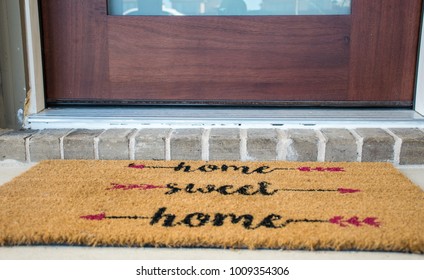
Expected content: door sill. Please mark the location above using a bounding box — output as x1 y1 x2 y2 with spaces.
27 107 424 129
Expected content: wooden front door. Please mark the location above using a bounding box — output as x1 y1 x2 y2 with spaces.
40 0 422 106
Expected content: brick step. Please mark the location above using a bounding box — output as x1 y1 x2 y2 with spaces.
1 128 423 165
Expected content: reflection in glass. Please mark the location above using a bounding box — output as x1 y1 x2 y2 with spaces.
108 0 351 16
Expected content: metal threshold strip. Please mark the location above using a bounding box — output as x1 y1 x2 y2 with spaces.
27 107 424 129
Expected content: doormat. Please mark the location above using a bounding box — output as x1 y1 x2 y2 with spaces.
0 160 423 253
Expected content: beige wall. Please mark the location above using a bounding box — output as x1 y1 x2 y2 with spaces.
0 0 27 129
0 65 6 128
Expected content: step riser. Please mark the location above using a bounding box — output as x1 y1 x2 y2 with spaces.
1 128 424 165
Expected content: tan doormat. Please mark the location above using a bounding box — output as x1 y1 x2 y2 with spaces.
0 160 423 253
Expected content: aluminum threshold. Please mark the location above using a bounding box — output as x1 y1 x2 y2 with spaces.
27 107 424 129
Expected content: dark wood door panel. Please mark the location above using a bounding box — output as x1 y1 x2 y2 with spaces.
108 16 350 101
348 0 422 102
41 0 109 101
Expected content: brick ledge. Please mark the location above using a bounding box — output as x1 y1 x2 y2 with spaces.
1 128 423 165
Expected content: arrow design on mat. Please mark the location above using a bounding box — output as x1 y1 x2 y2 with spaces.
80 213 150 221
107 183 166 191
128 162 345 174
274 187 360 194
329 216 381 228
80 209 380 230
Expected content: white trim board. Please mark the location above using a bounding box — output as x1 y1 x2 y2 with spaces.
23 0 45 117
415 6 424 116
28 107 424 129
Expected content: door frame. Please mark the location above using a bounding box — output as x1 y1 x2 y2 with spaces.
416 14 424 115
17 0 424 124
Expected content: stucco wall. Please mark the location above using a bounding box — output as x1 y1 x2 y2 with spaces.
0 66 6 128
0 0 27 129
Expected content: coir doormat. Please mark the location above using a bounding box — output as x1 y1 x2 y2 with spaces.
0 160 423 253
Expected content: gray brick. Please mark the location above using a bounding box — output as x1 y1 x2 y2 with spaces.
0 130 37 161
286 129 318 162
209 129 240 160
63 129 103 160
247 129 278 161
98 129 134 160
29 129 71 161
321 129 357 162
135 129 169 160
389 128 424 165
355 128 394 162
170 129 203 160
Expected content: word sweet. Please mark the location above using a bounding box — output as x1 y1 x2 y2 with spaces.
165 181 277 196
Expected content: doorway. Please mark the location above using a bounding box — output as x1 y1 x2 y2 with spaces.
40 0 422 107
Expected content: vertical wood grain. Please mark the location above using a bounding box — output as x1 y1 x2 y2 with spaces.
348 0 422 103
41 0 109 101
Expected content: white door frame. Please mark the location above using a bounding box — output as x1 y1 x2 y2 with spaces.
22 0 424 119
415 16 424 115
23 0 45 119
